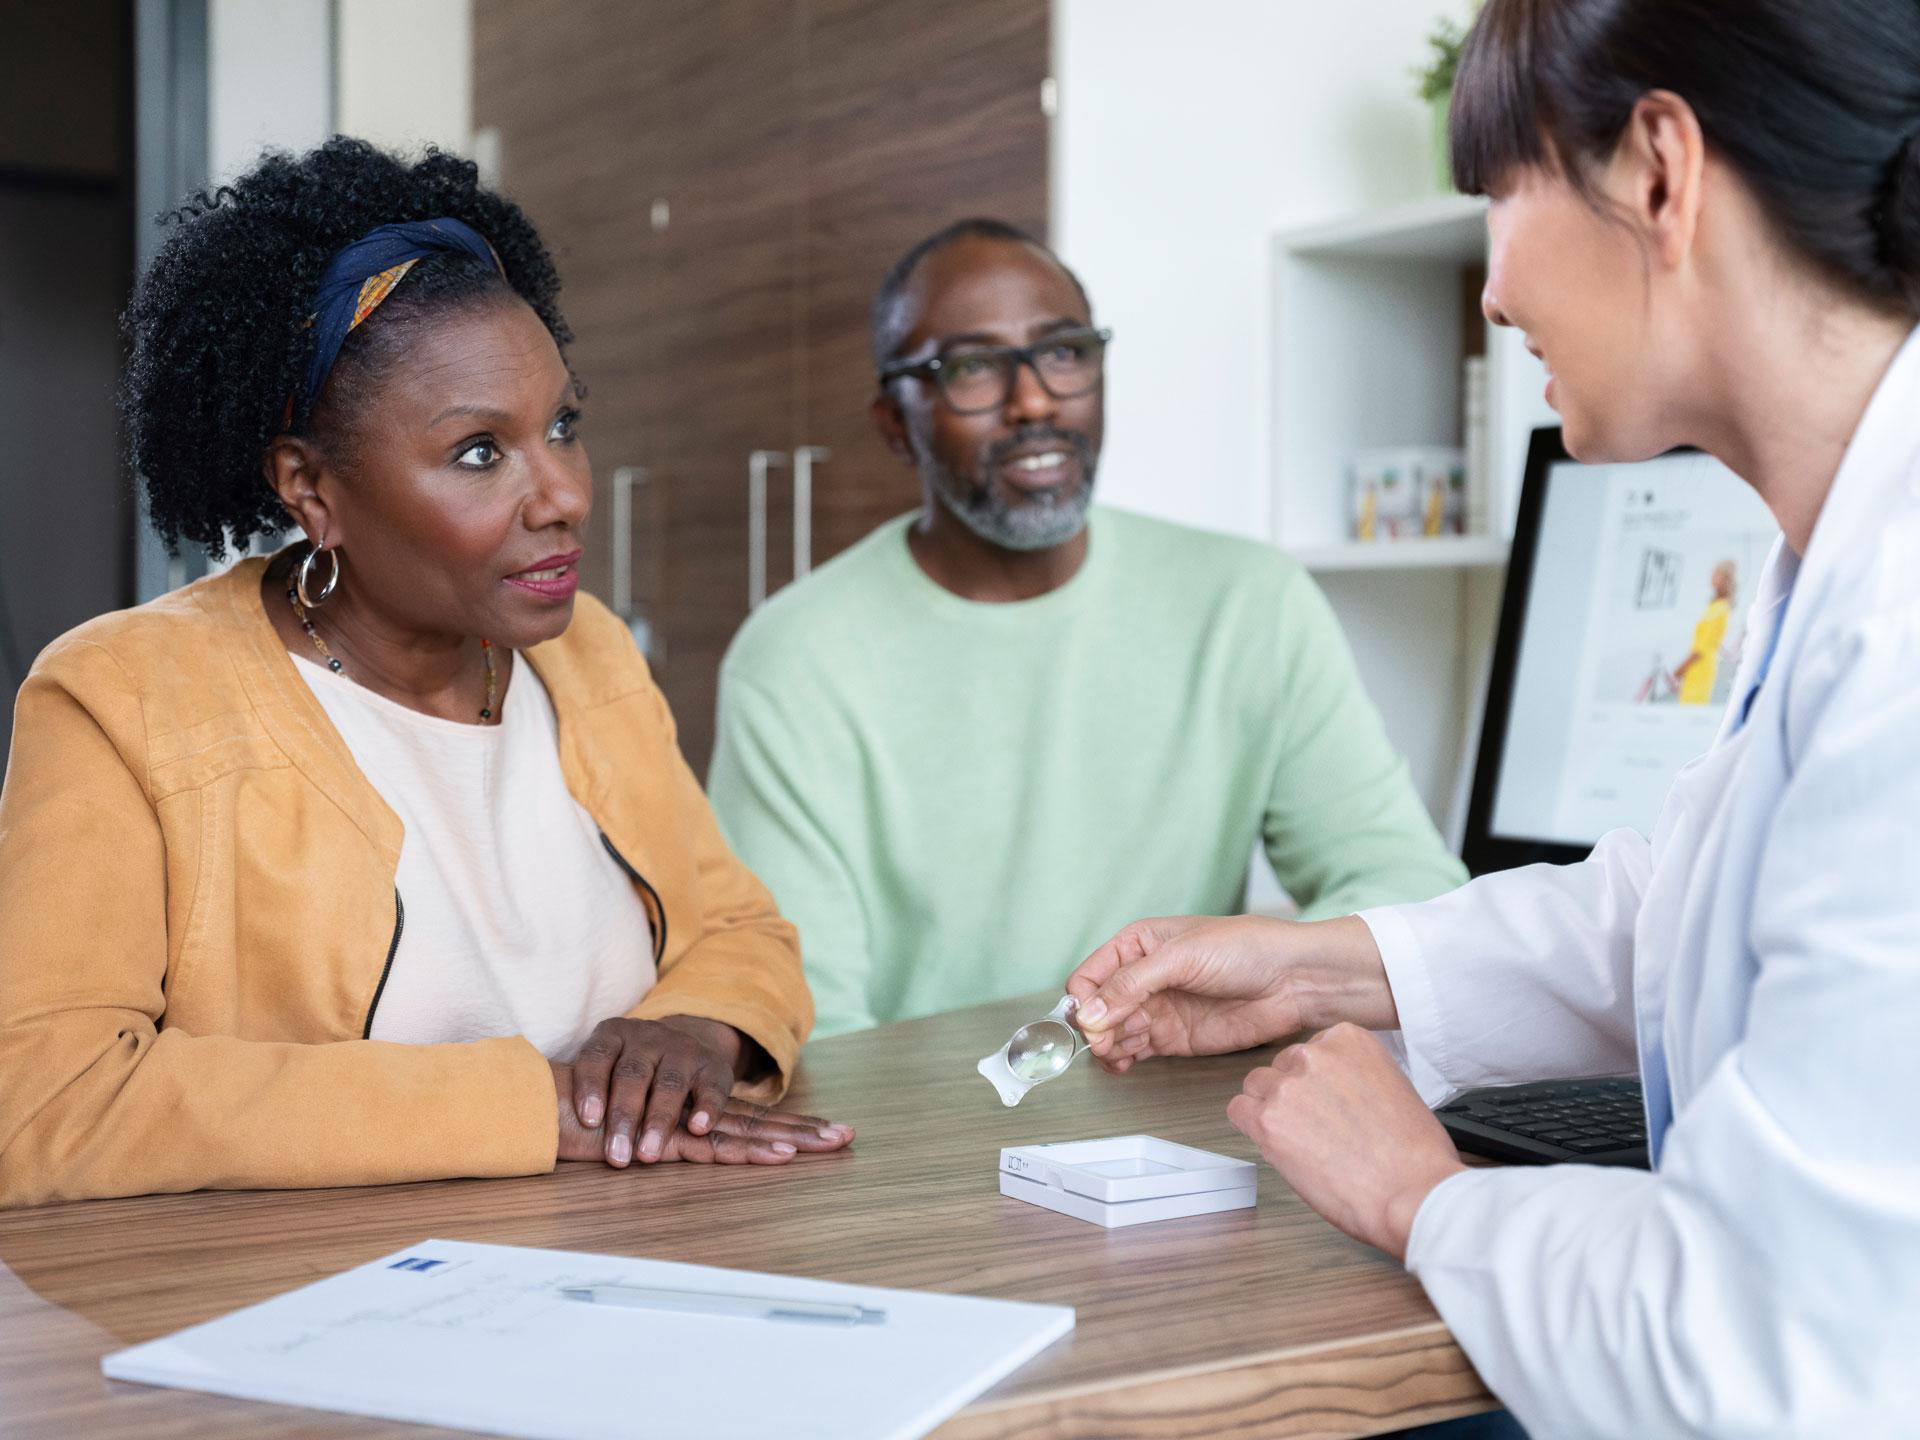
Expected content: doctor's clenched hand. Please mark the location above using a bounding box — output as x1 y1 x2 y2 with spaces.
1227 1024 1463 1261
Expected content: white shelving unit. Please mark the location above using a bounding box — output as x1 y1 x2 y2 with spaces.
1293 535 1510 574
1272 192 1556 551
1268 194 1557 841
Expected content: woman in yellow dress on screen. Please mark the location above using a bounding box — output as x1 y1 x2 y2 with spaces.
1673 559 1736 705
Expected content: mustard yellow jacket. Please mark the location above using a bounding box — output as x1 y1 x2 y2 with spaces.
0 558 811 1207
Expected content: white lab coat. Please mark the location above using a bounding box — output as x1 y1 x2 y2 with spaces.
1363 324 1920 1440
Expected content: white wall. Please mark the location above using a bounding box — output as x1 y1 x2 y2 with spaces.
335 0 473 157
1053 0 1461 540
199 0 471 578
210 0 472 190
207 0 332 184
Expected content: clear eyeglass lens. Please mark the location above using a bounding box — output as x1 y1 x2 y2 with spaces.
1034 337 1101 388
937 337 1105 411
940 353 1011 409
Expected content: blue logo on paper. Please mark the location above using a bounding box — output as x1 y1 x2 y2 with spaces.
388 1257 447 1272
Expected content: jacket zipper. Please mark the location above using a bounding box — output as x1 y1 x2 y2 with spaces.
599 833 668 965
361 888 405 1038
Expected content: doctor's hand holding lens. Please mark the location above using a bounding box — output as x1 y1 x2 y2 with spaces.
1075 1 1920 1436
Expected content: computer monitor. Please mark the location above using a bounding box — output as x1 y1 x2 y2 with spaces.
1461 428 1780 876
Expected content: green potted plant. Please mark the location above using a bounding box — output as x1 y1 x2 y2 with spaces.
1415 9 1474 191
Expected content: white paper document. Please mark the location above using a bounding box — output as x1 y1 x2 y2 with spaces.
102 1238 1074 1440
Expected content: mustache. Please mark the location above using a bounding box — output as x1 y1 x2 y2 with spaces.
982 424 1097 472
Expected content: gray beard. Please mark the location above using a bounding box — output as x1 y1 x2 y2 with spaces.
923 433 1098 553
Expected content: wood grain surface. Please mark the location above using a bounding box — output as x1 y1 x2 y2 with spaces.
473 0 1050 774
795 0 1052 564
0 992 1493 1437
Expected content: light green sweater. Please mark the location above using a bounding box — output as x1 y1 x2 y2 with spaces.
709 509 1465 1037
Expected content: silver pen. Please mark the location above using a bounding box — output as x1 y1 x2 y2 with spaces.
559 1283 886 1326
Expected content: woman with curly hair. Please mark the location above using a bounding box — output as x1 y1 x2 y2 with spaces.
0 138 850 1206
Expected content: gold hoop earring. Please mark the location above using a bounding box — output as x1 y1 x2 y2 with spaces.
296 543 341 609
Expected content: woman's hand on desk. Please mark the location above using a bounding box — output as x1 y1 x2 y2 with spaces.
1226 1024 1462 1262
1067 914 1396 1072
565 1015 739 1166
560 1015 840 1168
551 1064 853 1166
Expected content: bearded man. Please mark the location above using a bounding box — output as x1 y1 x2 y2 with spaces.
707 219 1464 1037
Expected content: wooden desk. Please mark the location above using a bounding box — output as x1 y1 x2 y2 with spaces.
0 993 1493 1438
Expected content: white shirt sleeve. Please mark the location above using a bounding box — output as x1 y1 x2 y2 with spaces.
1402 615 1920 1439
1359 826 1649 1105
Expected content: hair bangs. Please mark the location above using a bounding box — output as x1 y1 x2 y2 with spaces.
1449 0 1556 197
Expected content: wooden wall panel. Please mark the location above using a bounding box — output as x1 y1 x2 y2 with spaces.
476 1 799 770
798 0 1051 560
475 1 1049 774
474 0 662 612
633 2 802 768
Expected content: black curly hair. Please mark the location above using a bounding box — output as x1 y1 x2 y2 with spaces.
121 136 573 558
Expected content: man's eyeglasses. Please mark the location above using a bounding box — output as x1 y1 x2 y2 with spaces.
879 327 1112 414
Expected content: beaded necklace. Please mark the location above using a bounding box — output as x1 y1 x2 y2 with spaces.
287 581 498 723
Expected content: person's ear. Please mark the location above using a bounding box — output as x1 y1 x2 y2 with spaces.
870 388 916 465
1617 88 1707 271
262 435 343 548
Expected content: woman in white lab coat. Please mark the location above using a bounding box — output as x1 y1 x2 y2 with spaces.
1069 1 1920 1435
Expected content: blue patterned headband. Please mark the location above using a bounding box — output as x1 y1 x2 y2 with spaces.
297 216 503 425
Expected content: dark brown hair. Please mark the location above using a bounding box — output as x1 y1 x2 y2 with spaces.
1449 0 1920 316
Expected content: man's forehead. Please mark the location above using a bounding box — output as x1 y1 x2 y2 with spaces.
903 237 1088 346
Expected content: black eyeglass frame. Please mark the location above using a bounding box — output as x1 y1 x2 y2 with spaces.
877 326 1113 414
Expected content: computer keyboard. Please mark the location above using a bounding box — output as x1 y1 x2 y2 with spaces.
1436 1076 1650 1169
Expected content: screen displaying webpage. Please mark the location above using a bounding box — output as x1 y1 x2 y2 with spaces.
1491 452 1780 847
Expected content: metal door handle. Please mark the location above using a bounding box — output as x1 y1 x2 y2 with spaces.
747 450 788 609
792 446 829 581
610 466 647 618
